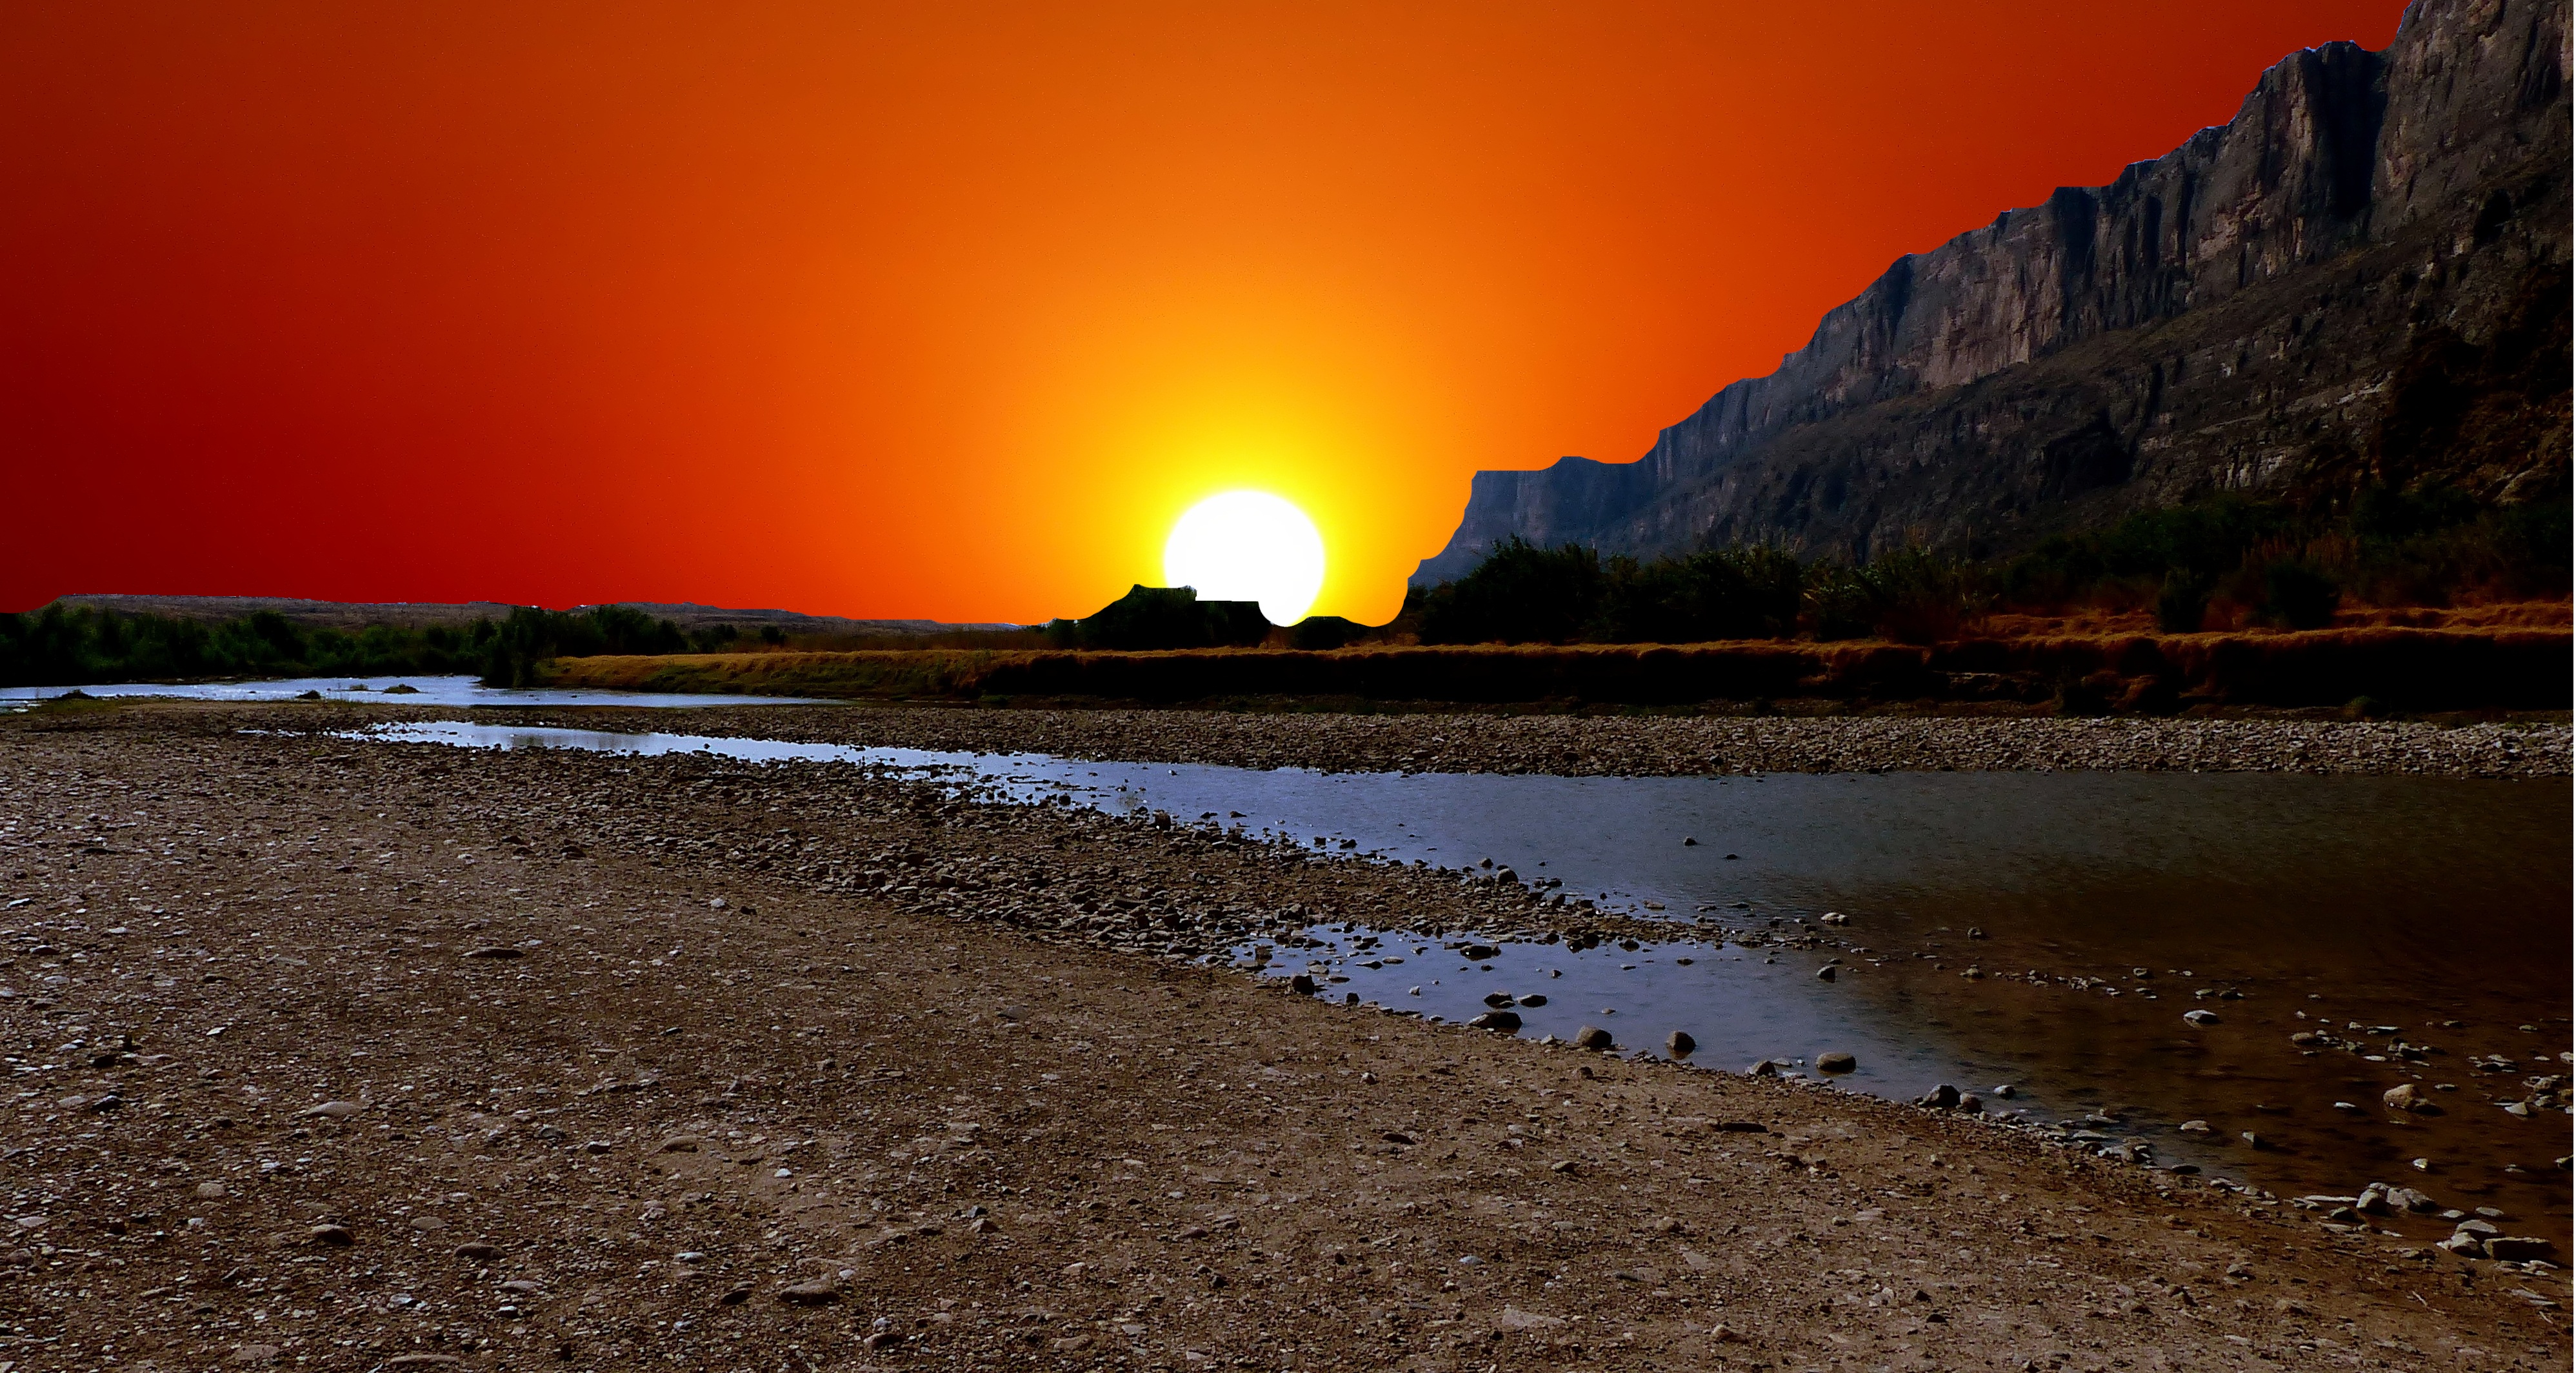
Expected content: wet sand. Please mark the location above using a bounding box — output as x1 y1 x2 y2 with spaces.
3 702 2569 1371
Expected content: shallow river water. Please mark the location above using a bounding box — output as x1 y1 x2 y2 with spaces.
352 719 2573 1247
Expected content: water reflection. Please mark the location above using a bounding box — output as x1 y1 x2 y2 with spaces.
346 719 2571 1239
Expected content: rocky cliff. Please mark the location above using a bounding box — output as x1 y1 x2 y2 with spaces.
1415 0 2571 585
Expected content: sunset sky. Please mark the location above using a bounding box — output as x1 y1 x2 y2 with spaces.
1 2 2406 625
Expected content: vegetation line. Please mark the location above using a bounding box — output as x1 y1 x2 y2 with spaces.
1407 490 2568 647
0 603 761 689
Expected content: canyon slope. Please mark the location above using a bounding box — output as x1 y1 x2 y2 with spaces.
1415 0 2572 585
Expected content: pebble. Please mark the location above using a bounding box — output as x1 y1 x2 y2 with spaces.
1815 1052 1857 1074
1573 1026 1616 1052
1665 1030 1695 1056
778 1277 841 1305
524 705 2575 782
45 704 2565 1368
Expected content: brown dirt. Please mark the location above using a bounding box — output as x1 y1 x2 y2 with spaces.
3 703 2566 1372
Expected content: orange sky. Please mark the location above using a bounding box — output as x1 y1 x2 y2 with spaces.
0 2 2406 623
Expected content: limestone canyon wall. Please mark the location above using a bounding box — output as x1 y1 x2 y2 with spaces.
1415 0 2571 583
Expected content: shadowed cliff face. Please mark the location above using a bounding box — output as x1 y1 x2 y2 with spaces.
1417 0 2572 582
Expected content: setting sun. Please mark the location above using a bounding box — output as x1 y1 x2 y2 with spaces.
1163 491 1326 626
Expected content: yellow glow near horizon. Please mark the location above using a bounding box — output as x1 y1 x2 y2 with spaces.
1163 491 1326 625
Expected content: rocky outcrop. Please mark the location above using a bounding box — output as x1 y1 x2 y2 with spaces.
1416 0 2571 584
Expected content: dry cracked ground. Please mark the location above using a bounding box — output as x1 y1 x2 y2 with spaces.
1 702 2567 1373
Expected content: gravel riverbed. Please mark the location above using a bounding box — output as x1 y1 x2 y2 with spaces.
464 703 2571 781
2 702 2566 1372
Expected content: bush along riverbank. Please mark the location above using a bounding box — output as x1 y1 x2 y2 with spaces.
536 621 2571 713
1408 490 2571 645
0 601 757 689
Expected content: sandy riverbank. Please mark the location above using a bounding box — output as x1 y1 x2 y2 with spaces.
3 703 2566 1370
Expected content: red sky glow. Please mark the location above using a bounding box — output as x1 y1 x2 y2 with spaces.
0 2 2406 623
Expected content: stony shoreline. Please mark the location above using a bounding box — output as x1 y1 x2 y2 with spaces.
3 703 2567 1370
475 701 2571 780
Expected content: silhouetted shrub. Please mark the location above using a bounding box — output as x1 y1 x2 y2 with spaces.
1801 550 1974 643
2154 570 2213 633
1594 547 1804 642
479 605 688 686
1417 540 1604 645
1801 565 1876 641
0 605 498 686
2262 561 2343 630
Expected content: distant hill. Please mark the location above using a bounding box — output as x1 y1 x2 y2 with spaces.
47 594 1019 636
1415 0 2570 583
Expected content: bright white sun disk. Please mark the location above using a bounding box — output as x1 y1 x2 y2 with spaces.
1163 491 1326 625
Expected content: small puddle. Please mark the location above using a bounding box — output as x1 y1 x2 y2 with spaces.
346 719 2572 1244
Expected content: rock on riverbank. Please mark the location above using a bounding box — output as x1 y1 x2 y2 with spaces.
491 702 2568 780
1 704 2563 1370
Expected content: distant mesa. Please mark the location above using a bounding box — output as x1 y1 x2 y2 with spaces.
1043 587 1388 652
1045 585 1269 651
1415 0 2571 584
48 594 1019 638
1286 616 1368 651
